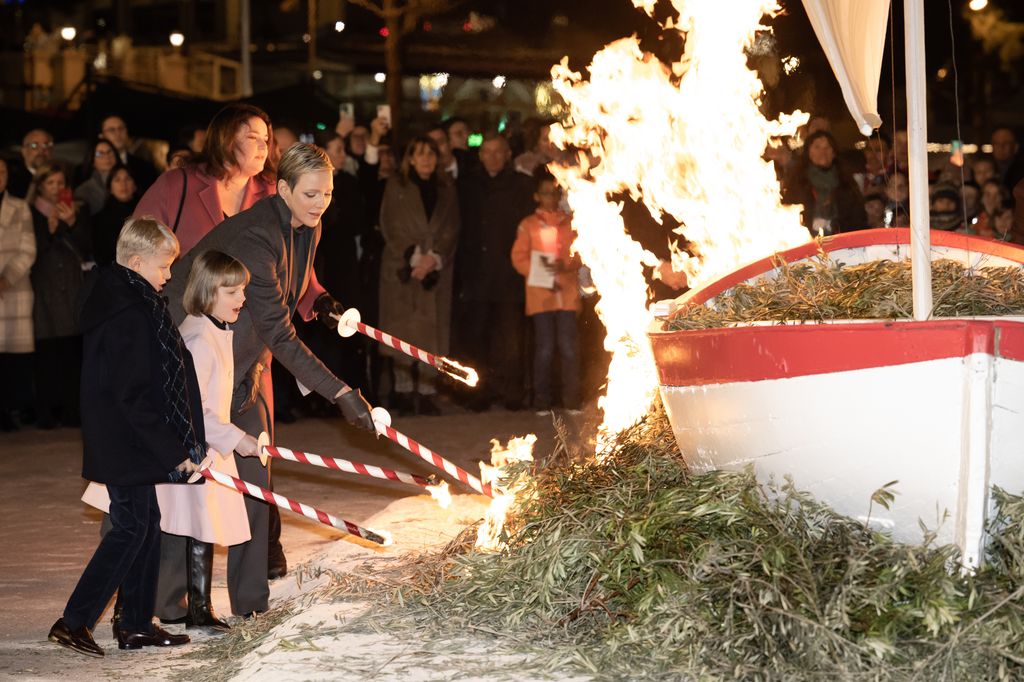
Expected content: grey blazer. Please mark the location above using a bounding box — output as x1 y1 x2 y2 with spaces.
165 194 344 401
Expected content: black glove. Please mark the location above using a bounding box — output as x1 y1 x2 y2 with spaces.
312 293 345 330
335 388 375 432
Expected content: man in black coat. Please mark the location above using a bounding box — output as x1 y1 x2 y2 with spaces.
452 133 535 410
6 128 54 199
99 115 158 192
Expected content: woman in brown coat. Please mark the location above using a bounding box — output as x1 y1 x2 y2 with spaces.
378 136 459 415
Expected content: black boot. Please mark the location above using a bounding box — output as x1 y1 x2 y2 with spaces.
185 538 230 632
110 588 123 640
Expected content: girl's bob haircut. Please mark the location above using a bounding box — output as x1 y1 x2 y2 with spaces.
183 250 250 316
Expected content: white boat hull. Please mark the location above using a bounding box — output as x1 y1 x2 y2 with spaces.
650 229 1024 566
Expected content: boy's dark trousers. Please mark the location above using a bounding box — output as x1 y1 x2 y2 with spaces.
63 484 162 633
532 311 581 410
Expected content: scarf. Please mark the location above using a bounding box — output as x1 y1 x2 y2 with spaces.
807 165 840 221
119 265 205 481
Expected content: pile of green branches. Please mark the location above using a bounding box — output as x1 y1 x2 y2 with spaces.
667 256 1024 331
402 409 1024 680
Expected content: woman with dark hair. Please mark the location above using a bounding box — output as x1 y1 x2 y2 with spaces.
134 103 278 255
378 135 459 416
782 130 867 236
28 164 91 428
91 164 139 266
74 137 119 216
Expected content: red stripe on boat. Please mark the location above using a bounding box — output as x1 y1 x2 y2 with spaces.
650 319 1024 386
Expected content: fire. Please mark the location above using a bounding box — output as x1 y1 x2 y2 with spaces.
426 480 452 509
548 0 810 446
475 434 537 552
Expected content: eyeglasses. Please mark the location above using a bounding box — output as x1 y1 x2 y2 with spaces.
95 149 115 157
25 142 53 150
103 125 127 134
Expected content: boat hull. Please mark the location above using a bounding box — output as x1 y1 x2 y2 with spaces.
650 229 1024 566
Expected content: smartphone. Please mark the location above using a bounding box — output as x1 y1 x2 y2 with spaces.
339 102 355 120
58 187 73 207
376 104 391 128
950 139 964 168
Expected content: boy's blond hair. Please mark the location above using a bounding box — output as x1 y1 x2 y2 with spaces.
183 250 250 316
115 216 179 266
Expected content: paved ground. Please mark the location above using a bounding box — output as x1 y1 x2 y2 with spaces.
0 403 572 679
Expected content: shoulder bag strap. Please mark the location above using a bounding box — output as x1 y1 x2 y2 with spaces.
172 167 188 233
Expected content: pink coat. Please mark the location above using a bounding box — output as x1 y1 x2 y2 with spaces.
134 166 275 256
81 315 252 546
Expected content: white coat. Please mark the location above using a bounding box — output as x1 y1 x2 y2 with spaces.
82 314 252 546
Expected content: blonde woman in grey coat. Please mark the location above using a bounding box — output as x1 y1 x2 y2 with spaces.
0 158 36 430
378 135 459 416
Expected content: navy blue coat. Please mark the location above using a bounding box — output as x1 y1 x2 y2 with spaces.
79 265 206 485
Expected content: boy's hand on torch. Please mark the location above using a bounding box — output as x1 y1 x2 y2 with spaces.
176 458 200 474
312 293 345 329
335 388 375 432
236 434 260 458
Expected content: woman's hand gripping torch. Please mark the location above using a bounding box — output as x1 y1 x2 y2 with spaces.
332 308 478 387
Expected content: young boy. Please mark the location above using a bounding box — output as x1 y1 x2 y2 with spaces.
48 217 205 657
510 168 582 415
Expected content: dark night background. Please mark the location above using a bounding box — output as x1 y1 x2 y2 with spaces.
0 0 1021 147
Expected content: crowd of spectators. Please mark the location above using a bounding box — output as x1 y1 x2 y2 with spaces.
2 106 1023 431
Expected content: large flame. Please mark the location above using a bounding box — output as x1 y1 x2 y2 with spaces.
475 434 537 552
548 0 810 447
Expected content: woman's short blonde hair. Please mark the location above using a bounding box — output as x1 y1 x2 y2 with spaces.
115 216 179 266
183 250 250 316
278 143 332 190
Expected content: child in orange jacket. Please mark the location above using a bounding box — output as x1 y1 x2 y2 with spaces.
511 168 582 414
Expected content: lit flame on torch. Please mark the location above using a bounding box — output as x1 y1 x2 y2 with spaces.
367 528 394 546
476 434 537 552
426 480 452 509
548 0 810 449
437 357 479 387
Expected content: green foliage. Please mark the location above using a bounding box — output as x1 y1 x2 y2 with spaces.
666 255 1024 331
408 410 1024 680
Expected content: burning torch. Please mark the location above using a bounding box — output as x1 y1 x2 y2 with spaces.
331 308 478 387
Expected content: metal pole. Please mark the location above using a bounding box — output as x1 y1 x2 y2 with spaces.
240 0 252 96
904 0 932 320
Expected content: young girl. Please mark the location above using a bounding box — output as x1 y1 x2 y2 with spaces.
155 250 260 631
510 168 582 415
81 250 259 634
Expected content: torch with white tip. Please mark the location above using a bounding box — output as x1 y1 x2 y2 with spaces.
332 308 479 387
371 407 492 497
189 453 391 545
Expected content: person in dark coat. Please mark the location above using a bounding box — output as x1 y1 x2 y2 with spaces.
782 130 867 236
91 165 139 266
28 164 91 428
378 135 460 416
306 138 374 403
48 217 202 658
452 132 535 410
160 144 374 618
6 129 54 199
99 115 159 193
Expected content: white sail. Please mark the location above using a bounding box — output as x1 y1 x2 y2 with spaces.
801 0 891 136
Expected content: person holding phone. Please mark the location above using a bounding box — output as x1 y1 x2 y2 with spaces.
28 164 91 429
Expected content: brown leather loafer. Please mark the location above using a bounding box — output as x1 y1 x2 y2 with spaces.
48 618 104 658
115 624 190 650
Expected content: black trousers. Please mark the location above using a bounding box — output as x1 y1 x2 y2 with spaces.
63 484 161 632
34 336 81 424
456 300 527 407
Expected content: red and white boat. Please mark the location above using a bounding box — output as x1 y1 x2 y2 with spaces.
649 229 1024 566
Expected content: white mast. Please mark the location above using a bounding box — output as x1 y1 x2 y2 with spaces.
904 0 932 320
